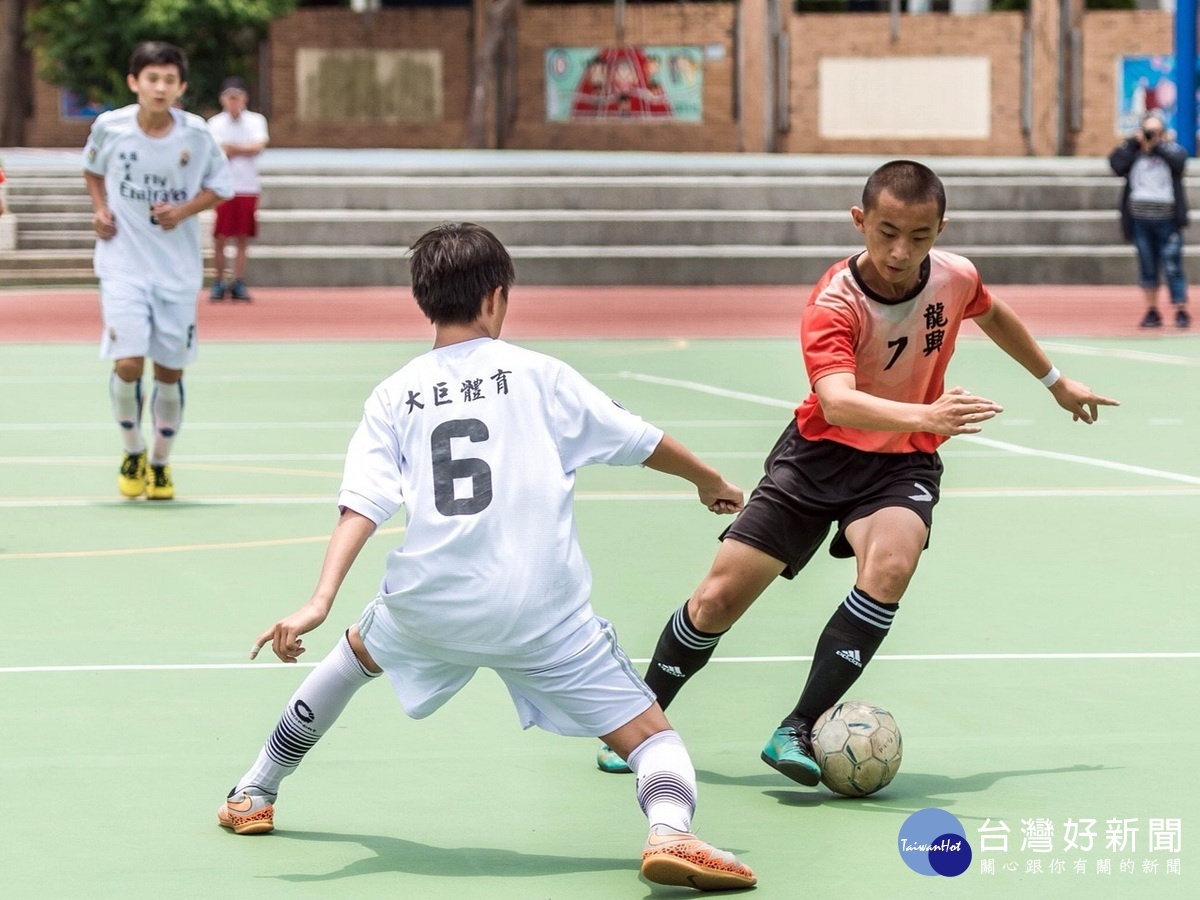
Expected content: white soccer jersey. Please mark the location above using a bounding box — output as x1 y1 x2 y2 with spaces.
83 105 233 293
207 109 268 195
338 337 664 655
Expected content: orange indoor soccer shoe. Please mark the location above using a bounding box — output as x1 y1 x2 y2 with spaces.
217 790 275 835
640 824 757 891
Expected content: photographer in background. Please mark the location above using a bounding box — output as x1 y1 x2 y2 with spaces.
1109 110 1190 329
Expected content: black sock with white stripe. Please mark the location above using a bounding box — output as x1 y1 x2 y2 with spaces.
786 587 897 727
643 603 727 711
235 631 380 798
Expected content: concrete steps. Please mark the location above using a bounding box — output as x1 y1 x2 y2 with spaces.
238 242 1142 287
0 154 1176 287
244 208 1122 248
251 174 1135 214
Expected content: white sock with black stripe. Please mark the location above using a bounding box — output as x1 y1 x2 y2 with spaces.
150 379 183 465
234 632 380 798
628 729 696 834
110 373 145 454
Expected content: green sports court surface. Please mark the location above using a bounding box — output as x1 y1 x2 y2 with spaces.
1 335 1196 898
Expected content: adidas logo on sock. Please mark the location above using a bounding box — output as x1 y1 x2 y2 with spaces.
835 648 862 668
656 663 685 678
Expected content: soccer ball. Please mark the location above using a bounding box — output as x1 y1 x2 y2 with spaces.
811 700 902 797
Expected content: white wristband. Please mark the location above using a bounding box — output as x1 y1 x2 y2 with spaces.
1038 366 1061 388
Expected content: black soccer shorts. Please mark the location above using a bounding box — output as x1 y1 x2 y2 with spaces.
721 421 944 579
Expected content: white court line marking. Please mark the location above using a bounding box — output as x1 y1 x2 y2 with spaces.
621 372 1200 485
622 372 795 411
0 419 787 433
0 449 1031 464
963 435 1200 485
0 492 696 511
3 651 1197 674
2 534 329 560
7 486 1200 512
4 486 1200 512
0 446 1153 465
708 652 1200 662
0 374 381 385
0 526 405 560
1038 341 1200 367
939 487 1200 497
0 421 360 432
0 496 333 508
0 454 349 464
0 452 760 465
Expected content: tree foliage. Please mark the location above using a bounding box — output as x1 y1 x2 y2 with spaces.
26 0 298 113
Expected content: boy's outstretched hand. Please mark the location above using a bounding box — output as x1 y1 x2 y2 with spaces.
928 386 1005 435
250 600 330 663
1049 377 1120 424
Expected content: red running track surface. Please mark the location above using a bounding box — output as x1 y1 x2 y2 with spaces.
0 284 1173 343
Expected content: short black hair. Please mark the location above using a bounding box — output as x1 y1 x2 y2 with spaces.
128 41 188 81
862 160 946 219
408 223 516 325
220 77 249 96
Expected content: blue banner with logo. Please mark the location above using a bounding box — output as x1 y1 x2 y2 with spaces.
1118 55 1200 138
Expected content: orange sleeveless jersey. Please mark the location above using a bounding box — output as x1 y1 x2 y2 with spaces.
795 249 994 454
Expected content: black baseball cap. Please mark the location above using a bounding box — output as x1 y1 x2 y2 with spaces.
219 77 249 96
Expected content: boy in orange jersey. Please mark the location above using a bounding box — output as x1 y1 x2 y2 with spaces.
596 159 1119 783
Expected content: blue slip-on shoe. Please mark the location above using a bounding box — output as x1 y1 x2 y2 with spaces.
761 723 821 786
596 742 632 774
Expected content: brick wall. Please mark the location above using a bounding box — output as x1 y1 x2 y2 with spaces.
784 12 1027 156
18 6 1181 157
507 4 740 152
268 7 474 148
1079 11 1173 156
24 75 93 148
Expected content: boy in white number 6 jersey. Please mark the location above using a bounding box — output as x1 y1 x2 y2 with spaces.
217 223 756 892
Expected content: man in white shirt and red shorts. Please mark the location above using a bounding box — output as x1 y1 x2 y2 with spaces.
207 77 268 302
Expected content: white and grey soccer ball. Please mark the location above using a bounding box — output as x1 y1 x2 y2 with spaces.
811 700 902 797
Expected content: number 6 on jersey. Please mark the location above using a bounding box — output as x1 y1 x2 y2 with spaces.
431 418 493 516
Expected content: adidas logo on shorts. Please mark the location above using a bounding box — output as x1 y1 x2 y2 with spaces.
656 663 685 678
835 648 862 668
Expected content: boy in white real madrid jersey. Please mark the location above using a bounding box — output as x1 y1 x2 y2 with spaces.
217 224 757 892
83 41 233 500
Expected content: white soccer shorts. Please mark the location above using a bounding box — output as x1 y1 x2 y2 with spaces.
99 278 199 369
357 598 656 738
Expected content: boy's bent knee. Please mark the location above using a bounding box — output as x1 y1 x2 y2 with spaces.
113 358 144 382
856 558 917 603
346 625 383 673
687 540 783 630
688 583 748 632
